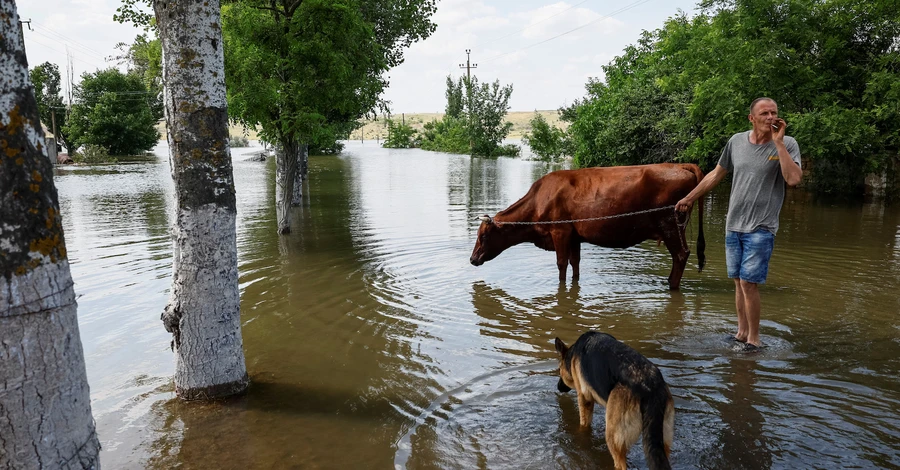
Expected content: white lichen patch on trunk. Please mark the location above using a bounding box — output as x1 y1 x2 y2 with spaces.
166 203 247 395
0 263 101 469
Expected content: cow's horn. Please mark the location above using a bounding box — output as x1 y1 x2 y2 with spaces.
478 215 493 223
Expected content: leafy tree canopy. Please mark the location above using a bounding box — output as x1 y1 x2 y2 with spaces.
420 75 519 157
29 62 71 151
63 68 159 156
222 0 437 153
113 33 164 120
564 0 900 195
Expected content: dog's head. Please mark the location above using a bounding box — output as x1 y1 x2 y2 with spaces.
554 337 573 393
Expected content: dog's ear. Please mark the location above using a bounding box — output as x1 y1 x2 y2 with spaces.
554 337 567 355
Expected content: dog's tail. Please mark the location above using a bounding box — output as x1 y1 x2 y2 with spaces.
640 387 672 470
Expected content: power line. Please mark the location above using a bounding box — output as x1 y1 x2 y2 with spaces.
29 28 109 63
481 0 653 64
482 0 592 46
31 21 110 59
23 35 107 69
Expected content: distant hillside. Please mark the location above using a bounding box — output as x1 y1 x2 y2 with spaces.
353 110 567 141
157 110 566 142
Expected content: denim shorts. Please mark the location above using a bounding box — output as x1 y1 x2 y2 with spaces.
725 229 775 284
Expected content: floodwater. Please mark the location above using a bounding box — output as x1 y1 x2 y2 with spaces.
53 141 900 469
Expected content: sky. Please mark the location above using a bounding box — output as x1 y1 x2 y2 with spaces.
19 0 700 114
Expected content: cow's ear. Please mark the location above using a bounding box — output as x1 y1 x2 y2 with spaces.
478 215 492 224
554 337 567 355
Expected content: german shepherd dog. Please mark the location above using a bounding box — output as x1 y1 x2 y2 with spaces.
555 331 674 470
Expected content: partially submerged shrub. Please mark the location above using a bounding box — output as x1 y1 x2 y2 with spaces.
383 119 419 148
523 112 571 161
72 144 117 164
228 134 250 147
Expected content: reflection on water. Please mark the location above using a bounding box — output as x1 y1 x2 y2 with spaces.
54 141 900 469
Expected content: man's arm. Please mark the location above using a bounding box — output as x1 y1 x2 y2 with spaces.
773 118 802 186
676 164 728 212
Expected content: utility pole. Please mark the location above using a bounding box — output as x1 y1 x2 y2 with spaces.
459 50 477 152
458 49 477 83
16 18 31 48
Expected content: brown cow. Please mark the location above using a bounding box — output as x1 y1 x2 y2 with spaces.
469 163 705 289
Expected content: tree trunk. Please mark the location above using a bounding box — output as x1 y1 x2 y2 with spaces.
0 2 101 467
275 140 299 233
291 143 308 205
154 0 249 400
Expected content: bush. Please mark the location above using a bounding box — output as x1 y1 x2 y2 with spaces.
494 143 521 157
523 112 571 161
72 144 117 164
228 134 250 147
383 119 419 148
419 116 470 154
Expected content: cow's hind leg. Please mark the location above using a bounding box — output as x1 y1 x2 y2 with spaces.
552 231 572 282
663 225 689 291
569 240 581 282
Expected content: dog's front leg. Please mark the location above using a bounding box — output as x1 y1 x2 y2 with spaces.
577 393 594 428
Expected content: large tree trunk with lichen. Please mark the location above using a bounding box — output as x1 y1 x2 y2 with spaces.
0 3 101 467
275 140 300 233
154 0 249 400
291 143 308 205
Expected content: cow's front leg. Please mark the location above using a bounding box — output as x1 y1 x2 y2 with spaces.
552 231 571 282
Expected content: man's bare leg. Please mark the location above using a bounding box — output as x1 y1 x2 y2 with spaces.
734 279 749 342
739 280 761 346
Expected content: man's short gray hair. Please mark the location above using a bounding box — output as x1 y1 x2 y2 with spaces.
750 97 777 114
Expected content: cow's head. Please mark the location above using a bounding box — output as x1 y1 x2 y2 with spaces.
470 214 504 266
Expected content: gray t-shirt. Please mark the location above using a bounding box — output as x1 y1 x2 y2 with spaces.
717 130 801 234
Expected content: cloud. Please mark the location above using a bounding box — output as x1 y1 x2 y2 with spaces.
510 3 625 41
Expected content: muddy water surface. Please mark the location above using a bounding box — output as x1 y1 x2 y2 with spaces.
54 141 900 469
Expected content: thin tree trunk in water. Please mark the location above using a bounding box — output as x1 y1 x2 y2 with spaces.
0 2 101 466
155 0 249 400
291 143 308 205
275 140 299 233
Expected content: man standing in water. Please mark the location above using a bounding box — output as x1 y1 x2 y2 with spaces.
676 97 802 352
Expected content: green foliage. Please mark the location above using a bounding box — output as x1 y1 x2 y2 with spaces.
114 34 163 120
445 76 464 119
466 77 516 157
72 144 117 164
419 116 470 154
113 0 154 29
494 143 521 157
421 75 518 156
63 68 159 156
222 0 436 155
29 62 71 152
564 0 900 195
382 119 419 148
523 112 571 161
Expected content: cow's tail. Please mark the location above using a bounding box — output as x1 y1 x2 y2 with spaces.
697 192 705 271
692 165 706 272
